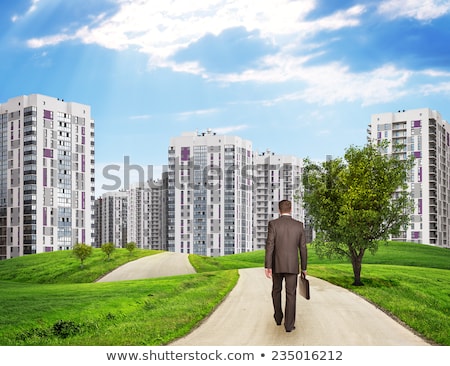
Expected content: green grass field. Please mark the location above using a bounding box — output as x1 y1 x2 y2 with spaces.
0 241 448 345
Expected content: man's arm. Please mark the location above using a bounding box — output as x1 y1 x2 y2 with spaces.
299 223 307 273
264 221 275 278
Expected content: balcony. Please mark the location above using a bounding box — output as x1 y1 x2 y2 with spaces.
430 231 438 240
429 141 436 152
392 137 407 146
392 122 407 130
429 126 436 137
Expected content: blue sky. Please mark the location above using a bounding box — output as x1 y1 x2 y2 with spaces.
1 0 450 194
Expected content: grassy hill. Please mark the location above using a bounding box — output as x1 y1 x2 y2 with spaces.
0 241 448 345
0 248 163 284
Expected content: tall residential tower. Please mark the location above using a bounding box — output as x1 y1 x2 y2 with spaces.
368 108 450 247
167 130 253 256
94 191 128 248
0 94 95 259
253 150 304 250
127 181 167 250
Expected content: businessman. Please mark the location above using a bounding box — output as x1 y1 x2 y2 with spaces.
265 199 307 332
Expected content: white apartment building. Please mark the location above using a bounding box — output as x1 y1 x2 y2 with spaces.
95 181 166 250
368 108 450 247
127 182 166 250
253 150 304 250
0 94 95 259
127 185 150 249
167 130 253 256
94 191 128 248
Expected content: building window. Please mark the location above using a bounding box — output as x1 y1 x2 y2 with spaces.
44 110 53 120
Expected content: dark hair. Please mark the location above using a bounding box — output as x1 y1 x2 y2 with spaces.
279 200 291 213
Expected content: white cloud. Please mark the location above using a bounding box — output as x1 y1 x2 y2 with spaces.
309 5 365 32
223 60 413 106
213 124 249 135
420 81 450 95
297 63 412 106
27 34 75 48
26 0 362 69
378 0 450 21
421 69 450 77
12 0 40 22
213 53 312 84
176 108 219 120
317 129 331 136
22 0 374 106
25 0 447 108
129 114 152 120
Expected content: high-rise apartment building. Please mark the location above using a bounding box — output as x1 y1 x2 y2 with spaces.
94 181 167 250
253 150 304 250
94 191 128 248
127 181 167 250
368 108 450 247
167 130 253 256
127 185 150 249
0 94 95 259
150 177 168 250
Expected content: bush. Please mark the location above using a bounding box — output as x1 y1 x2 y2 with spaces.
101 242 116 261
126 242 137 255
52 320 81 339
72 243 93 268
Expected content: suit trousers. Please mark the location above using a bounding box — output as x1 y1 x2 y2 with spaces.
271 272 298 331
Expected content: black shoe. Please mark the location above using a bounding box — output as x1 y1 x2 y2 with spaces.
274 315 282 326
286 326 296 332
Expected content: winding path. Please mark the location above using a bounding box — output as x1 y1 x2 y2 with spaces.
98 252 431 346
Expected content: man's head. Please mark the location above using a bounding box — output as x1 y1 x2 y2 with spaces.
278 199 292 214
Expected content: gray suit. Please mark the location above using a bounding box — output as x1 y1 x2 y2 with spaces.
265 215 307 331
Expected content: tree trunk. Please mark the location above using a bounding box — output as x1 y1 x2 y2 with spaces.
351 255 364 286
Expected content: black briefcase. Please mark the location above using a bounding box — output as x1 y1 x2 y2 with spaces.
298 272 310 300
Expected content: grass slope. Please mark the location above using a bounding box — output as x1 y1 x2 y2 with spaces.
0 271 238 345
0 248 162 284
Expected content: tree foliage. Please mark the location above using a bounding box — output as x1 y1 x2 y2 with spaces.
101 242 116 261
125 242 137 255
72 243 93 268
302 142 414 285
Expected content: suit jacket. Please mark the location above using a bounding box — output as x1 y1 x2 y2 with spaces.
265 215 307 274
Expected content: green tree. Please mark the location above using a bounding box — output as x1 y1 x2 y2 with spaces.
302 142 414 285
101 242 116 261
72 243 93 268
125 241 137 255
